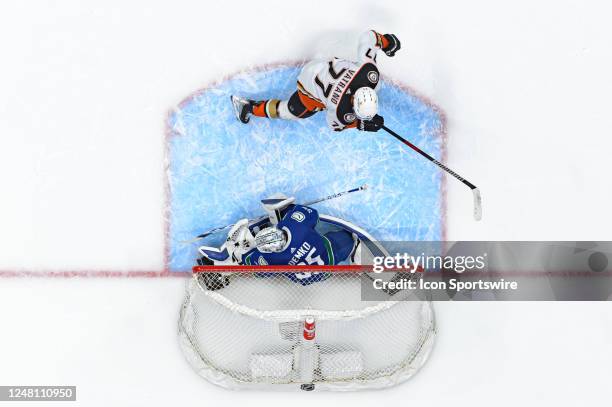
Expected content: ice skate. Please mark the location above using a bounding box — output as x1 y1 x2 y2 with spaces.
230 95 254 124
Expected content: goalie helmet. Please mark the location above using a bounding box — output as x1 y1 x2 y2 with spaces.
255 227 287 253
353 87 378 120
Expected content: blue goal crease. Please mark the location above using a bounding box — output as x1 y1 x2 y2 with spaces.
167 66 444 272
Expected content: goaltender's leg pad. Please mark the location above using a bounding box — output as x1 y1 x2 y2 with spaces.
324 230 355 263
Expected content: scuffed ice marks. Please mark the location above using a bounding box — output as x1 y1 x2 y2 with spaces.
167 65 444 271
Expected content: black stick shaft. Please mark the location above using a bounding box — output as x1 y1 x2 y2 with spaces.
382 125 477 190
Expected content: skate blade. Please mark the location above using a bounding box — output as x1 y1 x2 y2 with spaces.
230 95 250 124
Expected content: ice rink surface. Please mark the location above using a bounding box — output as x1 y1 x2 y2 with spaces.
1 0 612 406
167 65 443 271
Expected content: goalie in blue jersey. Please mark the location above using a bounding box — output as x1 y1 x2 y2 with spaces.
196 195 361 290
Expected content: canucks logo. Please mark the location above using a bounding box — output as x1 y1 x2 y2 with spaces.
258 257 269 266
367 70 379 83
291 211 305 222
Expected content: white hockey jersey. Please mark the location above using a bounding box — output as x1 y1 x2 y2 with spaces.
296 30 387 130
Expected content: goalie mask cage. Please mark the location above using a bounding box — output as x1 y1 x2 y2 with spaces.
179 267 436 391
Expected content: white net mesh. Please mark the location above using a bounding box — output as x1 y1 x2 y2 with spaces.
179 271 435 391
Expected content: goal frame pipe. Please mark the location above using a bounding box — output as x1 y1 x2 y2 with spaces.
192 265 366 273
192 265 424 273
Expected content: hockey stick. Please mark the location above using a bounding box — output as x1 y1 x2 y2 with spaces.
382 125 482 221
301 184 368 205
181 184 368 244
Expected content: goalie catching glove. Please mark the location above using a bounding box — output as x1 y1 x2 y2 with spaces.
225 218 256 263
194 219 255 291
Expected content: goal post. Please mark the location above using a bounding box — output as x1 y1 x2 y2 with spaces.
178 266 436 391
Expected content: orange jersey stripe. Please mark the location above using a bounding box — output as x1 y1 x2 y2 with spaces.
296 81 326 111
297 89 326 111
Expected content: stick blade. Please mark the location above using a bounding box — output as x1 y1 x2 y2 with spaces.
472 188 482 221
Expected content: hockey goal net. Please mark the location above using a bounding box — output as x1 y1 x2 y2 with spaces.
178 266 435 391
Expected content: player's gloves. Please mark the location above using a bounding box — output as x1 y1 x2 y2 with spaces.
224 219 255 263
357 114 384 132
382 34 401 57
197 256 214 266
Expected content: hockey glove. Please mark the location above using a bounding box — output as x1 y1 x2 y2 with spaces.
224 219 255 264
197 256 214 266
382 34 401 57
357 114 384 132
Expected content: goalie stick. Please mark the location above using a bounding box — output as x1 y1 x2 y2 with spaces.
382 125 482 221
181 184 368 244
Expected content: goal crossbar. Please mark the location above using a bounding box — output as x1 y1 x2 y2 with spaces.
192 265 366 273
192 265 425 273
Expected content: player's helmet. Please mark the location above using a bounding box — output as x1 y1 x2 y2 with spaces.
255 227 287 253
353 87 378 120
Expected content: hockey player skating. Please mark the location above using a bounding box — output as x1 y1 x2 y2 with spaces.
196 195 361 290
231 30 400 132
